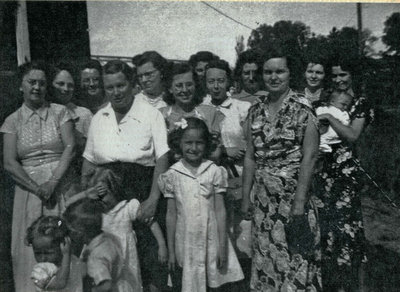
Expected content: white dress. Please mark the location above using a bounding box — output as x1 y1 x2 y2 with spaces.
102 199 143 292
158 160 244 292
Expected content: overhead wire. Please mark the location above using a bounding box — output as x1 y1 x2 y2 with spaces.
200 1 255 31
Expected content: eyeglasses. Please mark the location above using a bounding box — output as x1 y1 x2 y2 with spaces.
137 69 158 80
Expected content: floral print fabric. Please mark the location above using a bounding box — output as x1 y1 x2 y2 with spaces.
248 90 321 292
314 95 373 289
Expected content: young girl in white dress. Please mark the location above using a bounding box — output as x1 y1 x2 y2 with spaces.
158 117 243 292
65 168 167 292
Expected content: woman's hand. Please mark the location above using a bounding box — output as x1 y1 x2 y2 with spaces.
158 244 168 264
38 180 58 201
317 113 332 124
168 252 176 272
217 244 228 272
226 147 245 162
291 199 306 216
138 198 157 223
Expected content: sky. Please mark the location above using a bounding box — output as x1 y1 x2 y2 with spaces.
87 1 400 65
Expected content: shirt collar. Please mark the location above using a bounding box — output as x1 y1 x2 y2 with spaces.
171 159 214 179
21 102 49 124
203 94 232 108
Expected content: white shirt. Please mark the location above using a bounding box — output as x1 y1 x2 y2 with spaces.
83 96 169 166
316 105 350 152
135 91 167 110
202 95 251 149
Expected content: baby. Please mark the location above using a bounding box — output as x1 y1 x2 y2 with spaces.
316 91 352 152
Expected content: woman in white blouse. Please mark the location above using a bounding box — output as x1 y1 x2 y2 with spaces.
81 59 170 291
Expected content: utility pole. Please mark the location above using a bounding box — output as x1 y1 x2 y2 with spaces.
357 3 363 55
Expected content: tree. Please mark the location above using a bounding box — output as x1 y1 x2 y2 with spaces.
382 12 400 56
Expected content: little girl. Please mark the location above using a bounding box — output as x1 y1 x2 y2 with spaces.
65 168 167 292
158 117 243 292
26 216 82 292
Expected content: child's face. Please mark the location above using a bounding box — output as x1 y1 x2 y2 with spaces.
32 236 62 265
180 129 206 166
330 94 351 111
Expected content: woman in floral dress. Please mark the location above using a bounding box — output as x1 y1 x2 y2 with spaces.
315 57 373 292
241 48 321 292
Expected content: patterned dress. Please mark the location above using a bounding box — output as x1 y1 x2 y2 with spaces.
314 96 373 290
247 90 321 292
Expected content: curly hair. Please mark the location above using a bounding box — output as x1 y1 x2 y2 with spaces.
17 60 49 86
234 49 263 81
26 216 68 246
168 117 214 158
205 59 233 88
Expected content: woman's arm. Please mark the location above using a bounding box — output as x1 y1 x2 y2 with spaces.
3 133 42 195
291 117 319 215
215 193 227 270
39 121 76 196
241 119 255 215
149 221 168 264
138 152 169 221
318 113 365 143
81 158 98 189
166 198 177 271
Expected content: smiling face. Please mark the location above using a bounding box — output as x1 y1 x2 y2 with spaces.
21 69 47 109
137 62 163 96
103 72 133 113
52 70 74 104
180 128 206 166
32 236 62 265
170 71 196 107
206 68 228 104
305 63 325 89
332 66 352 92
80 68 102 98
241 62 259 94
263 57 290 97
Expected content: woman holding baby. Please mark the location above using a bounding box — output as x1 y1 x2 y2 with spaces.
314 53 374 292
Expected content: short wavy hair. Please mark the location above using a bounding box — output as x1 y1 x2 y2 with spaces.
205 59 233 88
17 60 49 86
103 60 133 83
47 60 78 102
234 49 263 81
188 51 219 69
164 62 202 105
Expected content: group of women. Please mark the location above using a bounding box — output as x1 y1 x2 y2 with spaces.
1 46 373 292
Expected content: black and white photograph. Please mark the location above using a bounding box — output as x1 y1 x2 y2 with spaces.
1 1 400 291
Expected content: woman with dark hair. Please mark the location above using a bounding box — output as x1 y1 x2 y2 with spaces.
189 51 220 98
78 59 106 114
232 49 268 105
48 60 93 152
1 60 76 292
302 54 328 106
314 54 373 292
135 51 169 109
82 59 170 292
241 47 321 291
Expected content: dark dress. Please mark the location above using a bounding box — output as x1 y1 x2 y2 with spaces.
247 90 322 292
314 95 374 290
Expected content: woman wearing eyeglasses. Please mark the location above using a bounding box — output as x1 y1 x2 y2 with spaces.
134 51 169 109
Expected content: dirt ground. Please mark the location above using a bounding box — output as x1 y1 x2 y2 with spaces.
361 196 400 291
